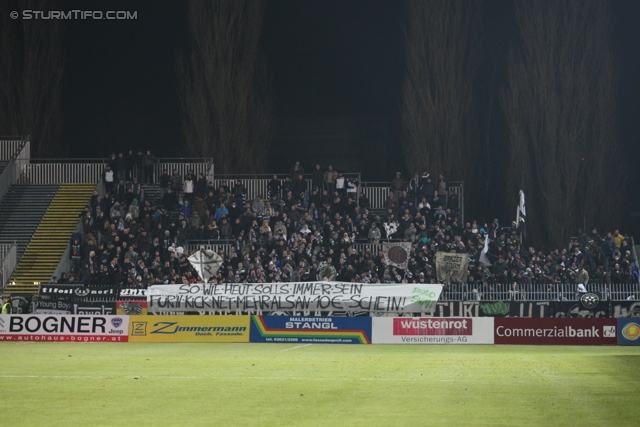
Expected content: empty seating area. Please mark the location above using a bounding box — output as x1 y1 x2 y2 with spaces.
8 184 95 291
0 184 59 263
0 160 8 176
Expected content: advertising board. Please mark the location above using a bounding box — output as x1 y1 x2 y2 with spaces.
128 315 250 342
617 318 640 346
494 318 617 345
0 315 129 342
372 317 494 344
250 315 372 344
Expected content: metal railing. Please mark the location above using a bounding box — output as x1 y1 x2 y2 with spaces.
352 243 382 256
0 140 30 203
184 241 383 256
440 282 639 301
21 157 215 185
152 158 214 184
211 172 361 204
184 242 233 256
361 181 464 222
24 161 105 183
1 243 17 293
0 138 29 160
0 159 16 203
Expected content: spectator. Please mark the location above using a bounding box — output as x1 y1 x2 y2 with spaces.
391 172 405 203
125 150 136 181
2 296 12 314
292 174 307 207
194 197 207 219
324 165 337 194
613 230 625 249
170 169 182 196
104 165 115 195
252 195 265 214
368 224 381 245
142 150 156 184
268 175 281 199
232 180 247 206
335 173 346 199
312 164 324 192
180 200 192 219
215 203 229 222
115 152 127 183
70 239 82 274
159 169 170 198
409 172 423 205
196 173 208 198
135 151 145 183
437 174 447 206
162 188 178 212
290 160 305 180
184 174 195 204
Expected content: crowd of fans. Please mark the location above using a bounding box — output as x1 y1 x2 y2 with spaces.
56 157 638 298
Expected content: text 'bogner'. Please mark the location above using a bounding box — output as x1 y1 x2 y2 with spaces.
9 316 109 333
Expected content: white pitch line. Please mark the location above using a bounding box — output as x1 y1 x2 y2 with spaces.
280 343 312 352
0 375 550 383
0 374 420 381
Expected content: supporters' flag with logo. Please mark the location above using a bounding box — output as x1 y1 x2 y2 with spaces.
516 190 526 239
435 252 469 283
383 222 398 240
382 242 412 269
187 250 223 281
479 232 492 267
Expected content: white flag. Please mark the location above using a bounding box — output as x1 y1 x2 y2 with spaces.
383 222 398 240
516 190 527 239
479 232 492 267
516 190 526 225
187 250 223 282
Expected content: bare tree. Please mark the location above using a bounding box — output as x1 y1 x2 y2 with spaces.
503 0 622 250
178 0 274 174
401 0 480 182
0 0 65 157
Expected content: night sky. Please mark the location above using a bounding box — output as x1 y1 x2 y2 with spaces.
11 0 640 228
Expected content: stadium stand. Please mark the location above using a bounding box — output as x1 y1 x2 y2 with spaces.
0 142 636 301
35 163 637 302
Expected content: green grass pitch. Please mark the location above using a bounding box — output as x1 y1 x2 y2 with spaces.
1 343 639 426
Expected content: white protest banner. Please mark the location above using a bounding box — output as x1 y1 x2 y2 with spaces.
147 282 443 314
435 252 468 283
